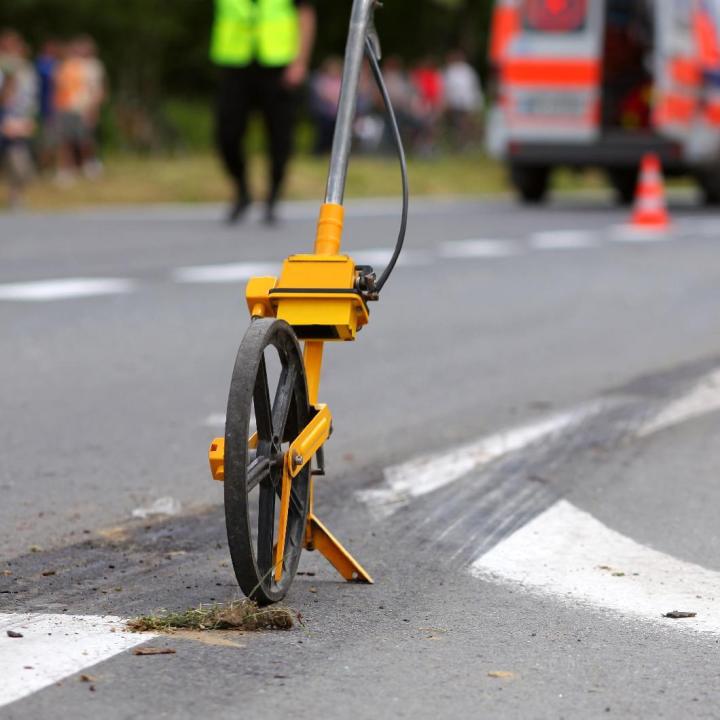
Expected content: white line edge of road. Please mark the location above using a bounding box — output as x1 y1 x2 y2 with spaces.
0 613 157 709
0 278 135 302
356 400 611 519
471 499 720 635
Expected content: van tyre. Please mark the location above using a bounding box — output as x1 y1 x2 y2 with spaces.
696 169 720 205
607 168 638 206
510 164 550 204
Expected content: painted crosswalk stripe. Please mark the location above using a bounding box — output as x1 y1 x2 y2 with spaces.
0 613 156 708
172 262 278 284
440 239 519 259
0 278 134 302
472 500 720 634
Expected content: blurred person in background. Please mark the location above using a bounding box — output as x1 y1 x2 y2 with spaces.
309 55 342 155
0 29 37 209
353 61 384 153
211 0 317 225
443 49 483 149
53 35 106 185
410 57 445 155
35 38 61 170
382 55 425 151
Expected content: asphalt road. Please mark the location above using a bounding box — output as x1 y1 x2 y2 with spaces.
1 192 720 719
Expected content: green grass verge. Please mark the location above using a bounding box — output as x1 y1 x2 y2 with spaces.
21 151 508 210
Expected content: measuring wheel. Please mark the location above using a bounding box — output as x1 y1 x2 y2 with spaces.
224 318 311 605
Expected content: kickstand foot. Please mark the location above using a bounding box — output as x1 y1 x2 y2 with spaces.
304 513 373 583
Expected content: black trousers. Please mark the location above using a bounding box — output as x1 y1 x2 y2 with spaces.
216 64 297 206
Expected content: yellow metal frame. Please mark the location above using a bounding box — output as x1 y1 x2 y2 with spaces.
210 203 373 586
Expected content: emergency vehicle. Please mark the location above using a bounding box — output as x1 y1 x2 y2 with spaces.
487 0 720 204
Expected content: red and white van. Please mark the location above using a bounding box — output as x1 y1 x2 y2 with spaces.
487 0 720 203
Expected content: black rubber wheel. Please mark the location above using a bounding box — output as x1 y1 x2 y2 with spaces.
224 318 311 605
509 164 550 204
607 167 638 206
696 168 720 205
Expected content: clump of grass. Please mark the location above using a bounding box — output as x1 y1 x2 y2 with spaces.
127 600 295 633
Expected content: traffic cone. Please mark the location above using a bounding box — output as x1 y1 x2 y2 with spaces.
631 153 670 230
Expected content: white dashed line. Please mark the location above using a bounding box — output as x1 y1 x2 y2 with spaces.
203 413 227 427
472 500 720 635
353 248 431 268
0 220 700 304
610 225 671 243
356 401 608 519
0 278 134 302
440 239 519 259
529 230 597 250
0 613 156 708
172 262 278 284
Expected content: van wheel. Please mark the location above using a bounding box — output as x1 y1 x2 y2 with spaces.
510 165 550 204
607 168 638 206
696 169 720 205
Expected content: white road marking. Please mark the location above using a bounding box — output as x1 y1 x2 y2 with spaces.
472 500 720 634
0 278 134 302
172 262 278 284
0 613 155 708
131 496 182 519
354 248 431 268
610 225 671 243
638 368 720 438
202 415 256 434
357 402 607 519
440 239 519 259
529 230 597 250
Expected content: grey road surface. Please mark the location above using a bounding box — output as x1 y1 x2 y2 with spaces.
1 194 720 719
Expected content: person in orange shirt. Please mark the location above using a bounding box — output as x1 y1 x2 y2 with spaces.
53 36 106 184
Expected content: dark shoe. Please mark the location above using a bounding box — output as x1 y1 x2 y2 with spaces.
226 196 251 225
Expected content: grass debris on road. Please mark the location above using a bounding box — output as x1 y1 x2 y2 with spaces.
127 600 296 633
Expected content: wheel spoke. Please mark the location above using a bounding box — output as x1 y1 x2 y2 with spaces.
272 363 297 441
253 356 273 441
256 482 276 572
246 456 271 493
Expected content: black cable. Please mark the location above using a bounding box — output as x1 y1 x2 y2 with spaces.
364 36 409 294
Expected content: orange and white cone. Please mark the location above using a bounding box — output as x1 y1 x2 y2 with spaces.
630 153 670 230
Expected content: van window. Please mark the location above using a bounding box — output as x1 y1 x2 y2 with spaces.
521 0 588 33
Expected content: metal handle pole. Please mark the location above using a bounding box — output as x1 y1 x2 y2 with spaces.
324 0 376 206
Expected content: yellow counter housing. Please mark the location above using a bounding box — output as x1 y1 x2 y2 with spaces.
262 254 369 341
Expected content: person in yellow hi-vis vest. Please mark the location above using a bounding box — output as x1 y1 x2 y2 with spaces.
212 0 316 224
